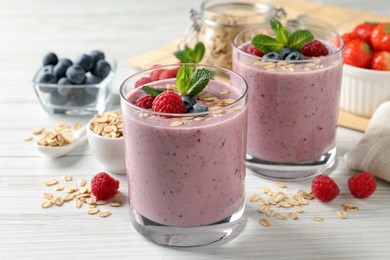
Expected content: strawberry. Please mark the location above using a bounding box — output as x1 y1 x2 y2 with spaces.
342 32 363 44
371 22 390 52
343 39 373 68
371 51 390 71
353 22 378 45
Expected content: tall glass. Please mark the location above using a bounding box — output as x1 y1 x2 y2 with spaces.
120 64 248 247
233 23 344 179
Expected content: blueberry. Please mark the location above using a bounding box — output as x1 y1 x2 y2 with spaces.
42 52 58 66
93 60 111 79
66 65 86 84
71 88 96 106
279 48 294 59
74 54 93 72
85 74 102 85
263 52 282 61
90 50 105 65
57 77 72 96
191 104 209 113
49 90 70 105
285 51 305 61
182 96 196 112
53 58 73 79
37 65 56 93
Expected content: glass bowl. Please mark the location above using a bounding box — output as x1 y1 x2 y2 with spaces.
32 60 116 116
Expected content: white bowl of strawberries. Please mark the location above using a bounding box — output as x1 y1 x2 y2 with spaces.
340 22 390 117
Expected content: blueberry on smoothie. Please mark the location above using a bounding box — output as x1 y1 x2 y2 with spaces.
263 52 282 61
182 96 197 111
66 65 86 84
191 104 208 113
93 60 111 79
279 48 294 59
74 54 94 72
285 52 304 61
42 52 58 66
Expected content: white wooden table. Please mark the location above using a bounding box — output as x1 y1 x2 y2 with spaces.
1 0 390 259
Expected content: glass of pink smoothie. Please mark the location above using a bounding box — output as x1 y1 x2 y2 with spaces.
120 64 248 247
232 21 344 179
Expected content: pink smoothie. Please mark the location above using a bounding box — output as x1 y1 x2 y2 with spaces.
122 79 247 227
233 43 342 163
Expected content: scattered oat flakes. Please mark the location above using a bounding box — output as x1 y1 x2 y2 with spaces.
312 216 324 222
87 207 100 215
63 174 72 182
87 197 97 205
42 192 53 200
65 186 78 194
63 194 74 202
73 122 81 130
74 199 82 209
99 211 112 218
54 184 64 191
55 197 64 206
276 182 287 188
289 212 298 220
258 205 268 214
109 201 122 207
96 200 107 205
274 213 287 220
32 127 44 135
22 135 33 142
294 206 304 213
260 218 272 227
78 178 87 187
336 210 348 219
44 178 58 186
265 209 275 217
41 200 54 209
249 194 261 202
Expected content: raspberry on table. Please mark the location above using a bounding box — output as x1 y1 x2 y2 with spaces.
246 44 264 57
135 95 155 109
91 172 120 200
311 174 340 202
152 91 186 114
135 77 152 88
301 40 329 57
348 172 376 198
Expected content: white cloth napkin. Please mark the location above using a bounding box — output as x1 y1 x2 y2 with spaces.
344 101 390 182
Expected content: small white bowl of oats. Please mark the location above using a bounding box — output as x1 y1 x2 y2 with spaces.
87 110 126 174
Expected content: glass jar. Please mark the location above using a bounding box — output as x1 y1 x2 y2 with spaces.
180 0 286 69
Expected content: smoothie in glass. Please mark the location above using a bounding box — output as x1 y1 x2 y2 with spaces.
120 64 248 246
233 20 344 179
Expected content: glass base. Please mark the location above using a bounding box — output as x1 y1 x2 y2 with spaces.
245 147 336 180
129 204 245 247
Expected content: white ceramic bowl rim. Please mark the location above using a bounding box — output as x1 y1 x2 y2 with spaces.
343 64 390 79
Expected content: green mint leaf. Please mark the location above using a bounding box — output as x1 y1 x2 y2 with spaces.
193 42 205 63
270 19 289 46
140 85 164 98
187 68 211 97
174 46 193 63
176 65 194 95
252 34 284 53
288 29 314 50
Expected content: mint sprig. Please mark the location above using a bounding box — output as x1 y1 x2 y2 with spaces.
140 85 164 97
251 19 314 54
174 42 205 63
176 64 211 97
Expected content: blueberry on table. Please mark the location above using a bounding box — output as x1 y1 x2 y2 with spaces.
49 90 70 105
42 52 58 66
93 60 111 79
71 88 96 106
286 52 304 61
279 48 294 59
263 52 282 61
90 50 105 65
53 58 73 79
182 95 197 111
74 54 93 72
57 77 72 96
66 65 86 84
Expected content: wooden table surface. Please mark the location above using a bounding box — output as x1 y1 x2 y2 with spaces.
1 0 390 259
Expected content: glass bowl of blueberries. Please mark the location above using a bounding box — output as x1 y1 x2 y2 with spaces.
33 50 116 115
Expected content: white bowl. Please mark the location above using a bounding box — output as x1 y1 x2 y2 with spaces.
87 119 126 174
340 64 390 117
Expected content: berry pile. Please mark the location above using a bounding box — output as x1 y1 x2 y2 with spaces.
311 172 376 202
133 65 210 114
248 19 329 62
342 22 390 70
35 50 112 106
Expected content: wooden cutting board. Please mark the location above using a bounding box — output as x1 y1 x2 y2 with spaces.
128 0 390 132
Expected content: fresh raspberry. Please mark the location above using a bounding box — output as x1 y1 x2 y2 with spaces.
91 172 120 200
301 40 329 57
151 69 167 81
135 77 152 88
246 44 264 57
348 172 376 198
135 95 155 109
152 91 186 114
159 67 180 80
311 174 340 202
